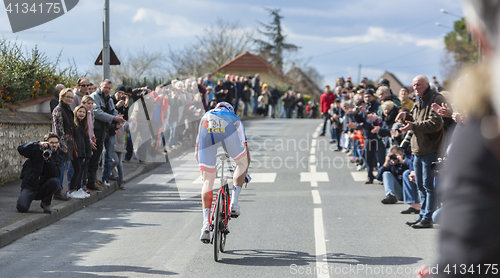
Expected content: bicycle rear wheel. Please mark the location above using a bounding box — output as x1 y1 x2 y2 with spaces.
220 195 227 253
213 192 223 262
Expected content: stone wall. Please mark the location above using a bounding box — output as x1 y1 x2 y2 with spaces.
0 109 52 184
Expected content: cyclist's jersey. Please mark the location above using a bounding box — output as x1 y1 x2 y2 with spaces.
197 108 247 172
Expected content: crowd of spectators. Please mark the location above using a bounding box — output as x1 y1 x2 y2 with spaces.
316 75 458 229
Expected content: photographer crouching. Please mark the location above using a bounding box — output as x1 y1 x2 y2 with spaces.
16 133 62 214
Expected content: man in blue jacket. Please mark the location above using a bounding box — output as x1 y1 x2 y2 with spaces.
16 133 62 213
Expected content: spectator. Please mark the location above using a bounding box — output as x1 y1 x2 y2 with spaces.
319 86 336 136
124 85 135 162
52 87 75 200
295 93 305 118
67 105 91 199
71 77 90 110
113 120 129 190
376 86 401 111
398 75 446 229
86 80 125 191
308 101 319 119
101 85 127 186
282 90 296 119
252 74 261 115
223 74 236 105
50 84 66 113
80 95 97 189
399 87 414 110
166 87 182 150
234 76 244 114
329 100 344 151
214 79 225 103
16 133 62 213
269 85 281 118
241 84 251 116
376 146 411 204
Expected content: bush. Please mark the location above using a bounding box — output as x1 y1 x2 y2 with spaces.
0 38 79 108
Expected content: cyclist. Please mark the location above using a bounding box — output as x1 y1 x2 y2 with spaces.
195 102 250 243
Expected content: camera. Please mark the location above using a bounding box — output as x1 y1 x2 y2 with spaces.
42 147 52 159
389 154 398 160
121 95 126 101
400 130 414 150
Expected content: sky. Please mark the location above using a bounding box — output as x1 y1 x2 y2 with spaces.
0 0 464 87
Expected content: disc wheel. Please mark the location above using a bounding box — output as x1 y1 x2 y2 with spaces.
213 193 223 262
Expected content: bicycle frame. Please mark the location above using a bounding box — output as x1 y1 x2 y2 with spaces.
210 153 235 262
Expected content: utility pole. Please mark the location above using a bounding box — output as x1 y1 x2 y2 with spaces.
103 0 110 80
357 64 362 85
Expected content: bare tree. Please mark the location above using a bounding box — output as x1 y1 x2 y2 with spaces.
86 48 167 85
167 19 254 78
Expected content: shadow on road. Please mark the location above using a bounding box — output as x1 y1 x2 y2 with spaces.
219 249 422 267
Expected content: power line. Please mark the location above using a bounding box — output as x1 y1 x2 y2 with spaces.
311 15 444 59
364 48 430 67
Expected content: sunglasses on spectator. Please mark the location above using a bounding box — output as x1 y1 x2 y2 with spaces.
79 84 90 87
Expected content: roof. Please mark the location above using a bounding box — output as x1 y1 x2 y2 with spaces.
214 52 294 86
286 67 322 98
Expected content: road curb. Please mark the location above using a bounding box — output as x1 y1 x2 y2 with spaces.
0 150 182 248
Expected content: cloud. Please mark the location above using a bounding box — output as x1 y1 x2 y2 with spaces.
132 8 204 37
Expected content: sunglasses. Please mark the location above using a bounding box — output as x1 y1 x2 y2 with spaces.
79 84 90 87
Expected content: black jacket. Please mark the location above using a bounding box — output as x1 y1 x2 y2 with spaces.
18 142 62 191
73 120 92 158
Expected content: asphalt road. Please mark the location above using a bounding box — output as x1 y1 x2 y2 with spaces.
0 119 438 278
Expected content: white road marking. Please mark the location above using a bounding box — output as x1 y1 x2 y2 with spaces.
311 190 321 204
310 165 317 173
311 140 317 147
310 147 316 154
300 172 329 182
314 208 329 278
310 181 318 187
312 132 319 138
310 155 316 164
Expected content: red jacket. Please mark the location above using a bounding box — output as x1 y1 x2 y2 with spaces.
320 92 336 114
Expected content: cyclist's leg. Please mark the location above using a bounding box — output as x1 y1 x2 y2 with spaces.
223 134 249 214
199 142 218 224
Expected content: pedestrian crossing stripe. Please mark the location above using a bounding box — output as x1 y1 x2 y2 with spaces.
350 172 378 182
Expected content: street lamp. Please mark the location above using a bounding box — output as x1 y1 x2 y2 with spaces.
440 9 462 19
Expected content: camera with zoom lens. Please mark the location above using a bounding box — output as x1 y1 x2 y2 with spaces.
400 130 414 150
389 154 398 160
42 146 52 159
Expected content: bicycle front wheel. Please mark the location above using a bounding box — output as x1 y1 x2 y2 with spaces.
213 192 223 262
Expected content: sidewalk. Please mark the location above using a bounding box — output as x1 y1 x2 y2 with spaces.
0 145 190 248
0 114 259 248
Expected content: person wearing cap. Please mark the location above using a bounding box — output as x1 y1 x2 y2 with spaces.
319 85 336 136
